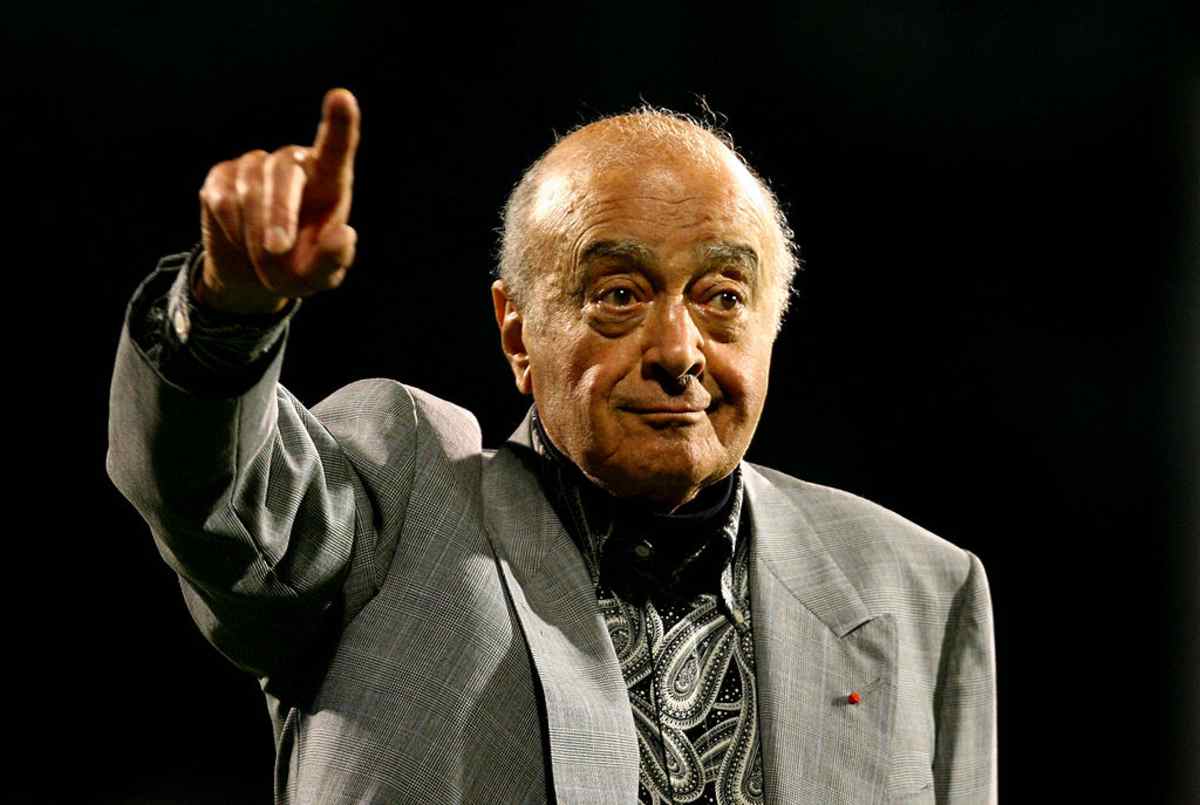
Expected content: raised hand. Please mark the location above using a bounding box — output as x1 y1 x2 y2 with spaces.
197 88 361 314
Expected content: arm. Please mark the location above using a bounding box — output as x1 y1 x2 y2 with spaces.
932 550 999 803
106 90 386 686
107 254 411 684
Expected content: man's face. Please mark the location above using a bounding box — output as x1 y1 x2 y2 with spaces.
496 143 780 510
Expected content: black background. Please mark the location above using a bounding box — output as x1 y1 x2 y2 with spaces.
10 2 1198 802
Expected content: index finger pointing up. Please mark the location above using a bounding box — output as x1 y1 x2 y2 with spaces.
311 88 361 188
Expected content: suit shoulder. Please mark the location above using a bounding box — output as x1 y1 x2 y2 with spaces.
310 378 482 460
745 462 976 590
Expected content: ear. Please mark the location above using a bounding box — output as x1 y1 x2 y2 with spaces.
492 279 533 395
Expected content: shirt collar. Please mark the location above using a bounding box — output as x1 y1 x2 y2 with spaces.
529 408 747 613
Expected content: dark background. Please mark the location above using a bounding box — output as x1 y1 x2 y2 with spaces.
9 1 1197 802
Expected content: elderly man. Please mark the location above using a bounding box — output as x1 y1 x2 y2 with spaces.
107 89 996 804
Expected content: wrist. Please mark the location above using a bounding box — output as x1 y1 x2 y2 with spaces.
194 258 291 315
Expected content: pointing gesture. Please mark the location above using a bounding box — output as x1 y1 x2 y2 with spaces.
197 89 361 314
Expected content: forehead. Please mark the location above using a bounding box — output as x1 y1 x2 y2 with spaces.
536 148 774 262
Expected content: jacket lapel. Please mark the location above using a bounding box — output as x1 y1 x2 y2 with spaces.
481 414 639 804
481 414 896 804
744 464 897 805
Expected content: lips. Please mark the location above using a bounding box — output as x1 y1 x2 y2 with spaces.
619 393 715 416
623 406 708 414
616 384 716 417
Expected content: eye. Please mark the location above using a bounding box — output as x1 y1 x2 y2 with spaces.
598 286 638 308
710 290 744 312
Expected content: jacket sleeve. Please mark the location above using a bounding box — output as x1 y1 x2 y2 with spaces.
136 244 301 394
106 253 414 687
933 550 999 803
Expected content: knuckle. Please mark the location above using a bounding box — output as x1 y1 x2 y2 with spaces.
236 150 267 183
200 186 227 217
236 166 260 203
200 166 244 236
201 166 219 192
275 143 305 159
200 161 232 196
212 193 238 222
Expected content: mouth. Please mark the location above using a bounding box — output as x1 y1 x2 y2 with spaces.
623 405 707 415
619 404 713 427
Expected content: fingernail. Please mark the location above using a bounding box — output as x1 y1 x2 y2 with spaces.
264 226 290 254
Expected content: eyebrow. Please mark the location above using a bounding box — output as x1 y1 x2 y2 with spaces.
574 238 761 294
579 239 657 268
700 242 761 290
581 240 759 270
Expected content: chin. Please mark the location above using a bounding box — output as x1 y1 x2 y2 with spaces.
597 453 730 507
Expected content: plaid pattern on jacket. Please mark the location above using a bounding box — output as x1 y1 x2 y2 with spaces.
108 256 997 804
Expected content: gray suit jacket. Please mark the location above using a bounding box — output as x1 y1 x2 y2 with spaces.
108 264 997 804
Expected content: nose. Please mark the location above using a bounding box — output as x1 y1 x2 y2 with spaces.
643 298 706 390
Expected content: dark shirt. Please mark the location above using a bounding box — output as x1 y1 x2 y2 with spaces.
530 413 765 805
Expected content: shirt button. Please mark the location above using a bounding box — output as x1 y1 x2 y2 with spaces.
633 541 654 559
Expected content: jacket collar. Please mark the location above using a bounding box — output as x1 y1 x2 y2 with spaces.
482 411 640 803
740 462 873 637
502 408 872 639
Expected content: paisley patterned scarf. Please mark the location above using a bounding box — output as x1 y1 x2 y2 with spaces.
530 411 766 805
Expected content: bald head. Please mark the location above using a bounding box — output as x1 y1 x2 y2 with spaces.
498 107 798 331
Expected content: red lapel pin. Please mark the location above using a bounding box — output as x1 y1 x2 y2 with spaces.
847 691 862 705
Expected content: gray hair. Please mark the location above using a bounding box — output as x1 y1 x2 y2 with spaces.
496 105 800 332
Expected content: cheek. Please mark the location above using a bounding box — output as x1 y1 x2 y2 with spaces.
571 364 609 424
745 354 772 409
575 350 637 426
530 331 630 431
712 347 772 424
